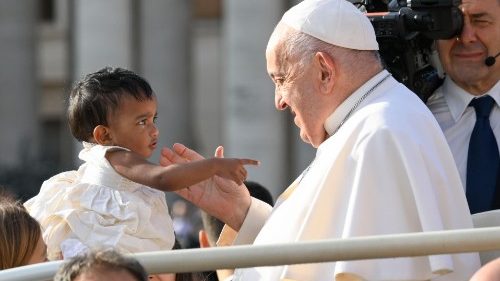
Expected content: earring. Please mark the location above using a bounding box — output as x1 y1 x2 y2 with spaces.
455 37 460 42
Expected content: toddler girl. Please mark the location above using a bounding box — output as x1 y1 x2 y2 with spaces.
25 67 258 260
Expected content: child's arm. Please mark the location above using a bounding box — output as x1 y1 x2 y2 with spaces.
107 150 259 192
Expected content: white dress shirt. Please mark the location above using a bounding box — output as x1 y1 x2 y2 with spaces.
427 77 500 191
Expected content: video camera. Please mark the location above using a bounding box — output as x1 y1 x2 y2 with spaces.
357 0 463 101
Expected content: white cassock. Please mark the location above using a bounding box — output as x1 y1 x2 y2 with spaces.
221 71 480 281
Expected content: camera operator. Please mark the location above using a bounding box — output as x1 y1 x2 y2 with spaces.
426 0 500 214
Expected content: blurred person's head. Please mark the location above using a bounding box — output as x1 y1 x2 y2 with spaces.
199 181 274 280
53 247 197 281
0 190 47 269
53 249 148 281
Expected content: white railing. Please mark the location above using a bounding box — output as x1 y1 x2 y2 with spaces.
2 227 500 281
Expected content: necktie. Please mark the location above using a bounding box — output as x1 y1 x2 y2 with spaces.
466 95 499 214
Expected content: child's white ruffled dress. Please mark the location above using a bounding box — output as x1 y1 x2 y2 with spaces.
25 142 175 260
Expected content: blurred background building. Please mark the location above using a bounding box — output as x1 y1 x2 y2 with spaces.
0 0 315 246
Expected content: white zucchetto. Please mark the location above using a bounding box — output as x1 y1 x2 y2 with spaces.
281 0 379 50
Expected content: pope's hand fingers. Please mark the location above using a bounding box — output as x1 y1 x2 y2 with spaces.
215 146 224 158
161 147 189 165
159 147 174 166
173 143 204 161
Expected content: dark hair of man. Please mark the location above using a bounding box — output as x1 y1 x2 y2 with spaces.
53 249 148 281
201 181 274 244
67 66 155 142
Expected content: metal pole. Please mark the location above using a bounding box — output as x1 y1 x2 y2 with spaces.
1 227 499 281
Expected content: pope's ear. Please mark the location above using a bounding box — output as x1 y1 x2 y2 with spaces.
315 51 336 94
93 125 112 145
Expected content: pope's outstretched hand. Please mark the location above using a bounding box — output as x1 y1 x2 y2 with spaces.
160 143 251 230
